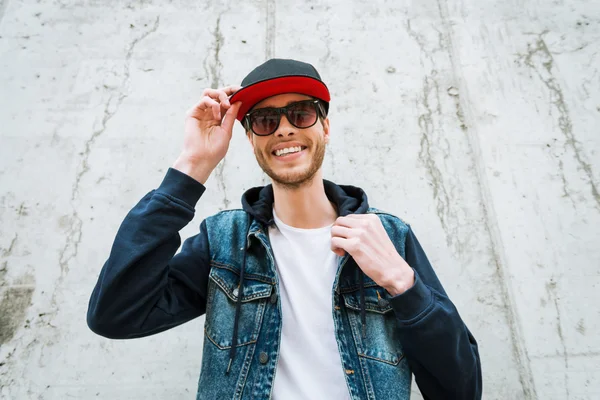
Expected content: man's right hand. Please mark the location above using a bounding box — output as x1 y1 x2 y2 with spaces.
173 86 243 184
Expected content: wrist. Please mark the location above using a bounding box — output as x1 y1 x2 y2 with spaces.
382 266 415 296
172 155 214 185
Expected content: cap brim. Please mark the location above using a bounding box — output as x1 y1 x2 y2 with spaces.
229 76 330 121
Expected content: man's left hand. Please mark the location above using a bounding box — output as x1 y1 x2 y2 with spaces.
331 214 415 296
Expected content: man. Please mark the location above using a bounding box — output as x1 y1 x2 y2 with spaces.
87 58 482 399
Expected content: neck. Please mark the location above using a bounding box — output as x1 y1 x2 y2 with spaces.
271 170 338 229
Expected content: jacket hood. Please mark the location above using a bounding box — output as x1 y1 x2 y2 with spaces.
240 179 370 226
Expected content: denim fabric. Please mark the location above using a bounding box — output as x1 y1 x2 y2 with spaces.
196 209 412 400
87 168 482 399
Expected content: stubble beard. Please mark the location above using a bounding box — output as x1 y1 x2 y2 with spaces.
254 134 327 191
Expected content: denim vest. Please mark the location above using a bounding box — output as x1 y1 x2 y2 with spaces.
196 207 412 400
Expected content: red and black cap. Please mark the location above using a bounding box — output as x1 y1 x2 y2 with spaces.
230 58 331 122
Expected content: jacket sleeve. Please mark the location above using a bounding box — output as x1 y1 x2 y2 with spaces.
389 225 482 400
87 168 212 339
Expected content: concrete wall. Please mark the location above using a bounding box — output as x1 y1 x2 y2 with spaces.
1 0 598 398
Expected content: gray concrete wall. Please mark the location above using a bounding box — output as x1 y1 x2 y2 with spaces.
1 0 598 399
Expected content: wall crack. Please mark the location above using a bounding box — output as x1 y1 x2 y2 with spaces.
436 0 538 397
518 31 599 211
206 14 231 210
57 16 160 293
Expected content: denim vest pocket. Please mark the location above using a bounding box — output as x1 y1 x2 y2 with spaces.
342 286 405 366
204 265 273 349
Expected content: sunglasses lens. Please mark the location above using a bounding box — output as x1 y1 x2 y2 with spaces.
250 109 280 135
288 101 318 128
248 100 320 135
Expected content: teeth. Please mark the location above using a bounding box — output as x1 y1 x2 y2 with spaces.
275 146 302 156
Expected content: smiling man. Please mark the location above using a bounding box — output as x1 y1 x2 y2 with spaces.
87 59 482 399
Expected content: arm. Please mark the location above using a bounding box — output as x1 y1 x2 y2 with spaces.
87 85 242 339
389 226 482 400
87 168 211 339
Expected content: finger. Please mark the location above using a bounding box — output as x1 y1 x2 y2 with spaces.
332 247 345 257
336 236 361 253
334 216 362 228
193 96 221 120
331 236 347 251
187 97 220 118
203 88 230 108
220 101 231 119
330 239 346 257
217 90 231 108
331 237 351 255
210 101 220 120
186 97 209 115
346 214 379 222
221 102 242 134
331 225 353 239
220 85 243 96
341 214 373 220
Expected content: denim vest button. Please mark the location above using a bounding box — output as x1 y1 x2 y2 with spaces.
378 298 389 308
259 352 269 364
270 292 277 304
233 287 239 298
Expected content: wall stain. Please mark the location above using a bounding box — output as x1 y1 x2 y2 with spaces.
435 0 538 397
0 261 7 288
0 280 35 345
205 13 231 211
0 236 35 346
546 278 570 399
2 234 17 257
417 74 457 252
16 203 28 217
447 86 468 131
518 31 600 211
265 0 276 60
576 319 585 335
405 18 466 256
558 160 577 208
317 6 335 179
260 0 277 187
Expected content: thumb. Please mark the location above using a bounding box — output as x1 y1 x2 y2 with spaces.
221 102 242 135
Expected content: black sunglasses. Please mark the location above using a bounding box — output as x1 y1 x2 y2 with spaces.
243 99 327 136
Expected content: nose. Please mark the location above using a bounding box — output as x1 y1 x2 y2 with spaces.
275 113 296 137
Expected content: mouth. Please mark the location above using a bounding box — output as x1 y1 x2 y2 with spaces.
271 146 308 161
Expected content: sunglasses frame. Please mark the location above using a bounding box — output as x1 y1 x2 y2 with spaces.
243 99 328 136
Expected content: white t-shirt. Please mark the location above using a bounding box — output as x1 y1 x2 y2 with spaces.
269 207 351 400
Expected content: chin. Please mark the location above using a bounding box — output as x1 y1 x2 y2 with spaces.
256 145 325 187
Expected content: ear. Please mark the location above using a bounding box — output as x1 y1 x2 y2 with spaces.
322 117 330 143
